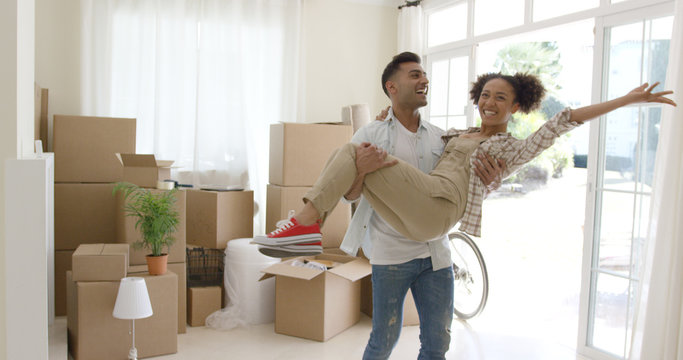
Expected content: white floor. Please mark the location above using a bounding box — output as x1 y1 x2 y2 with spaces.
50 314 591 360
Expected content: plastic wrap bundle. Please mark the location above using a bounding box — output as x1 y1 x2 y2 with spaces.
341 103 371 134
206 238 279 330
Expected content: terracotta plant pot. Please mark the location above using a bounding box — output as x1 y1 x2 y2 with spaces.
146 254 169 275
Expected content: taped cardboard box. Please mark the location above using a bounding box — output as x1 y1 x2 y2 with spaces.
72 244 128 282
53 115 136 183
187 286 222 327
55 183 118 250
266 185 350 249
186 189 253 249
66 270 178 360
130 263 187 334
55 250 74 316
269 123 352 186
116 153 173 188
116 189 186 265
260 254 371 341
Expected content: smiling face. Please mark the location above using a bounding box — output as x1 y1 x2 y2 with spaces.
477 78 520 130
386 62 429 109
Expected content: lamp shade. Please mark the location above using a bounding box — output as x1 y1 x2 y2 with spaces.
113 277 153 320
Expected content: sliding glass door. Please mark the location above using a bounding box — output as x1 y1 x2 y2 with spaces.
578 7 673 359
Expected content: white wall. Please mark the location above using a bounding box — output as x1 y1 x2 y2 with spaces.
35 0 82 151
302 0 397 123
0 0 17 356
1 0 37 358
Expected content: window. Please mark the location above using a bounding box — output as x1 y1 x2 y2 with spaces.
423 1 675 359
427 2 467 47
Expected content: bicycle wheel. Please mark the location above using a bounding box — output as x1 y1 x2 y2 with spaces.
449 232 489 320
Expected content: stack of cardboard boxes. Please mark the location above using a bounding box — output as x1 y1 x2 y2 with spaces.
54 114 137 319
185 189 254 326
52 115 186 358
67 244 178 359
263 122 373 341
266 122 354 250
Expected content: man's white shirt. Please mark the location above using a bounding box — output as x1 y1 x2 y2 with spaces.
339 108 452 270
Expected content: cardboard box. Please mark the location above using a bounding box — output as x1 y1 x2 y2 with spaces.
266 185 350 249
55 183 118 250
187 286 222 327
72 244 129 282
66 271 178 360
269 123 352 186
260 254 371 341
116 153 173 188
186 189 253 249
130 263 187 334
55 250 74 316
53 115 136 183
116 189 186 265
360 276 419 326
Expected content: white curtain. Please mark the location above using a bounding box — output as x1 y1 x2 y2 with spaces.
397 3 423 55
630 0 683 358
80 0 302 234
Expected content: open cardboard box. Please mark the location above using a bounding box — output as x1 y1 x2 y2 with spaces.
116 153 174 188
260 254 371 342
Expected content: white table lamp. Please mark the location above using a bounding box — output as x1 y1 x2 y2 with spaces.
113 277 153 360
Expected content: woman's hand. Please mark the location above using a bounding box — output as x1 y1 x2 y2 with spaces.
474 152 506 191
375 106 390 121
570 82 676 123
626 82 677 107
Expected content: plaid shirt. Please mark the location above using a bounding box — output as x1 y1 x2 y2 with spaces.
442 108 581 237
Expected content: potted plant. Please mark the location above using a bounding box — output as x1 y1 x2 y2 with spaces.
113 182 179 275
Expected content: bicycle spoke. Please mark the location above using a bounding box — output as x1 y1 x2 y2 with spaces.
449 232 489 320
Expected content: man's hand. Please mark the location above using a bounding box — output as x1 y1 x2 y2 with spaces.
344 143 398 201
356 142 398 175
473 152 506 192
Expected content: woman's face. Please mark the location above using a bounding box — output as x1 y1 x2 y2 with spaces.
477 78 520 128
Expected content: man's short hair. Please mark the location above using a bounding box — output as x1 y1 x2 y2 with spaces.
381 52 422 98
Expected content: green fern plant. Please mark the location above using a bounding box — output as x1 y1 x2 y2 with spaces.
113 182 179 257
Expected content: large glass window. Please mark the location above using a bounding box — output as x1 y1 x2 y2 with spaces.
427 2 467 47
423 1 675 359
473 0 524 35
428 54 469 130
533 0 599 22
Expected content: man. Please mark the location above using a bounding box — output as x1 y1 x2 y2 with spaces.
340 52 503 360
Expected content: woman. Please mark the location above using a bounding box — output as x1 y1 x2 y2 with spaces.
253 73 675 255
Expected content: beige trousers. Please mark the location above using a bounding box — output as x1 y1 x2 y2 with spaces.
304 140 477 242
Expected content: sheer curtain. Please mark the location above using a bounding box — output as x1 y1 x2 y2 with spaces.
397 2 423 54
630 0 683 358
80 0 302 234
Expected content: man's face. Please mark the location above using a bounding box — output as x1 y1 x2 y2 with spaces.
388 62 429 109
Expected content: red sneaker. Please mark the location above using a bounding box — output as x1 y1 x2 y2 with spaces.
251 217 322 246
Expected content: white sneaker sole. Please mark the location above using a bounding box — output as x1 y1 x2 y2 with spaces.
251 233 322 246
257 244 323 258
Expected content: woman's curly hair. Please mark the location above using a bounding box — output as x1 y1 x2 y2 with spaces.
469 72 546 114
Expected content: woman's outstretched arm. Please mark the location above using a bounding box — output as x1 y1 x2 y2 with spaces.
570 82 676 123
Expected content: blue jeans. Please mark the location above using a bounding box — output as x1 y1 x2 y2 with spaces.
363 257 454 360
